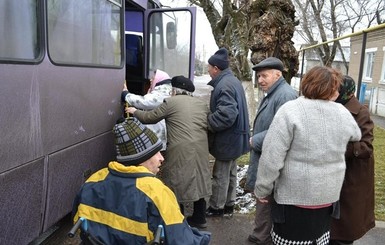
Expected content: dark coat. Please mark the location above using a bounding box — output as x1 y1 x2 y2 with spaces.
207 68 250 161
245 77 297 191
331 96 375 241
133 95 212 203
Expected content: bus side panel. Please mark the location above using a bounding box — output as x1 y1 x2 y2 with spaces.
36 61 124 235
42 132 115 231
0 60 124 243
0 158 44 245
0 64 45 172
0 62 124 172
39 62 124 155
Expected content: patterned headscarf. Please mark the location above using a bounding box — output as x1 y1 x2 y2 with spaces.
335 75 356 105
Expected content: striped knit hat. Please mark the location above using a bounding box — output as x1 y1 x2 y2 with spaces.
113 117 162 165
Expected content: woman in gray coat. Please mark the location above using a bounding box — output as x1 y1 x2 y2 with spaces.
126 76 212 229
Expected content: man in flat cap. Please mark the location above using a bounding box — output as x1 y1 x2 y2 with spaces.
127 76 212 229
246 57 297 244
205 48 250 218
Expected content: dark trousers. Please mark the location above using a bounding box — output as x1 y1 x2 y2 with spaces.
180 198 207 223
250 195 273 244
191 198 207 223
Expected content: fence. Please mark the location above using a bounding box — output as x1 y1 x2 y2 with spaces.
297 23 385 117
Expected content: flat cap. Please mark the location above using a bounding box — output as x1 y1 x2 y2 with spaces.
252 57 284 72
171 75 195 92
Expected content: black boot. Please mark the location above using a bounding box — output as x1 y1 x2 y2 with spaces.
224 205 234 216
187 198 207 229
205 206 224 217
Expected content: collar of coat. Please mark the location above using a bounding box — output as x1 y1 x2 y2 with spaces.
108 161 155 178
265 76 287 96
207 68 232 87
343 96 361 116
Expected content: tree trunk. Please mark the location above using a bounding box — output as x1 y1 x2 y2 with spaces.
189 0 298 123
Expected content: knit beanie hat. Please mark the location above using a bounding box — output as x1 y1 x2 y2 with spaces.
208 48 229 70
149 69 171 92
335 75 356 105
113 117 162 165
171 75 195 92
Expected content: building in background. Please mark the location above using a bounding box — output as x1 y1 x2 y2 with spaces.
349 28 385 116
292 44 350 92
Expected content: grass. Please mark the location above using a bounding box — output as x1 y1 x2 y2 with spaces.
237 125 385 221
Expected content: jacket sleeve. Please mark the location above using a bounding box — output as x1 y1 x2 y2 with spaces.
125 91 167 110
133 102 168 124
345 107 374 160
164 222 210 245
153 182 210 245
250 130 267 153
255 109 292 198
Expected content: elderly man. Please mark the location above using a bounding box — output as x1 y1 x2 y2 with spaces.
205 48 250 217
72 117 210 244
246 57 297 244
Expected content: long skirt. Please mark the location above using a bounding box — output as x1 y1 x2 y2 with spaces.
272 204 332 245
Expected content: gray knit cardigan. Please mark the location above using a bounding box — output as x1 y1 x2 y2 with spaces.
255 97 362 205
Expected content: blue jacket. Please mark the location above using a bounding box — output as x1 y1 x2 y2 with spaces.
207 68 250 161
72 161 210 245
245 76 297 191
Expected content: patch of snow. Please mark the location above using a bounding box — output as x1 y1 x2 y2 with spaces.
235 165 256 214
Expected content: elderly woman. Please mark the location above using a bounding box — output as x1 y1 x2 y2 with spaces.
254 66 362 245
126 76 212 229
122 69 171 151
330 75 375 245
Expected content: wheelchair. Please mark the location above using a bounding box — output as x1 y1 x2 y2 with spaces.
68 217 164 245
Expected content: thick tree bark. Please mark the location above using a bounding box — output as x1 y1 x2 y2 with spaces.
190 0 298 82
189 0 298 122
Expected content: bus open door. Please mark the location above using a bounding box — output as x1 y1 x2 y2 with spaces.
125 4 197 95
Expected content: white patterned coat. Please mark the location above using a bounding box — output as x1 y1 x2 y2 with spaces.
124 83 171 150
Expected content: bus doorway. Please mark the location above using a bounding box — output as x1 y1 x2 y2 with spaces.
124 3 197 95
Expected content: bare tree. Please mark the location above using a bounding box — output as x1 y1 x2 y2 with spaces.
187 0 299 83
342 0 385 32
293 0 342 67
294 0 385 69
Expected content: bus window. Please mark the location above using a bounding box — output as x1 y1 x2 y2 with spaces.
0 0 40 61
47 0 122 67
149 10 193 78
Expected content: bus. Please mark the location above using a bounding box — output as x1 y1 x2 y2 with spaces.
0 0 196 244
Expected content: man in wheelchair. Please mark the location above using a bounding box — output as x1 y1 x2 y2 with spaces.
71 117 211 244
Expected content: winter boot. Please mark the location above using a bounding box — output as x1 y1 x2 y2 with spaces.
205 206 224 217
224 205 234 216
187 198 207 228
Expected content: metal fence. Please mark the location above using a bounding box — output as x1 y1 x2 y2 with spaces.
297 23 385 116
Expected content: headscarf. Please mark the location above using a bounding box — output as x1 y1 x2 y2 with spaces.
148 69 170 93
335 75 356 105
